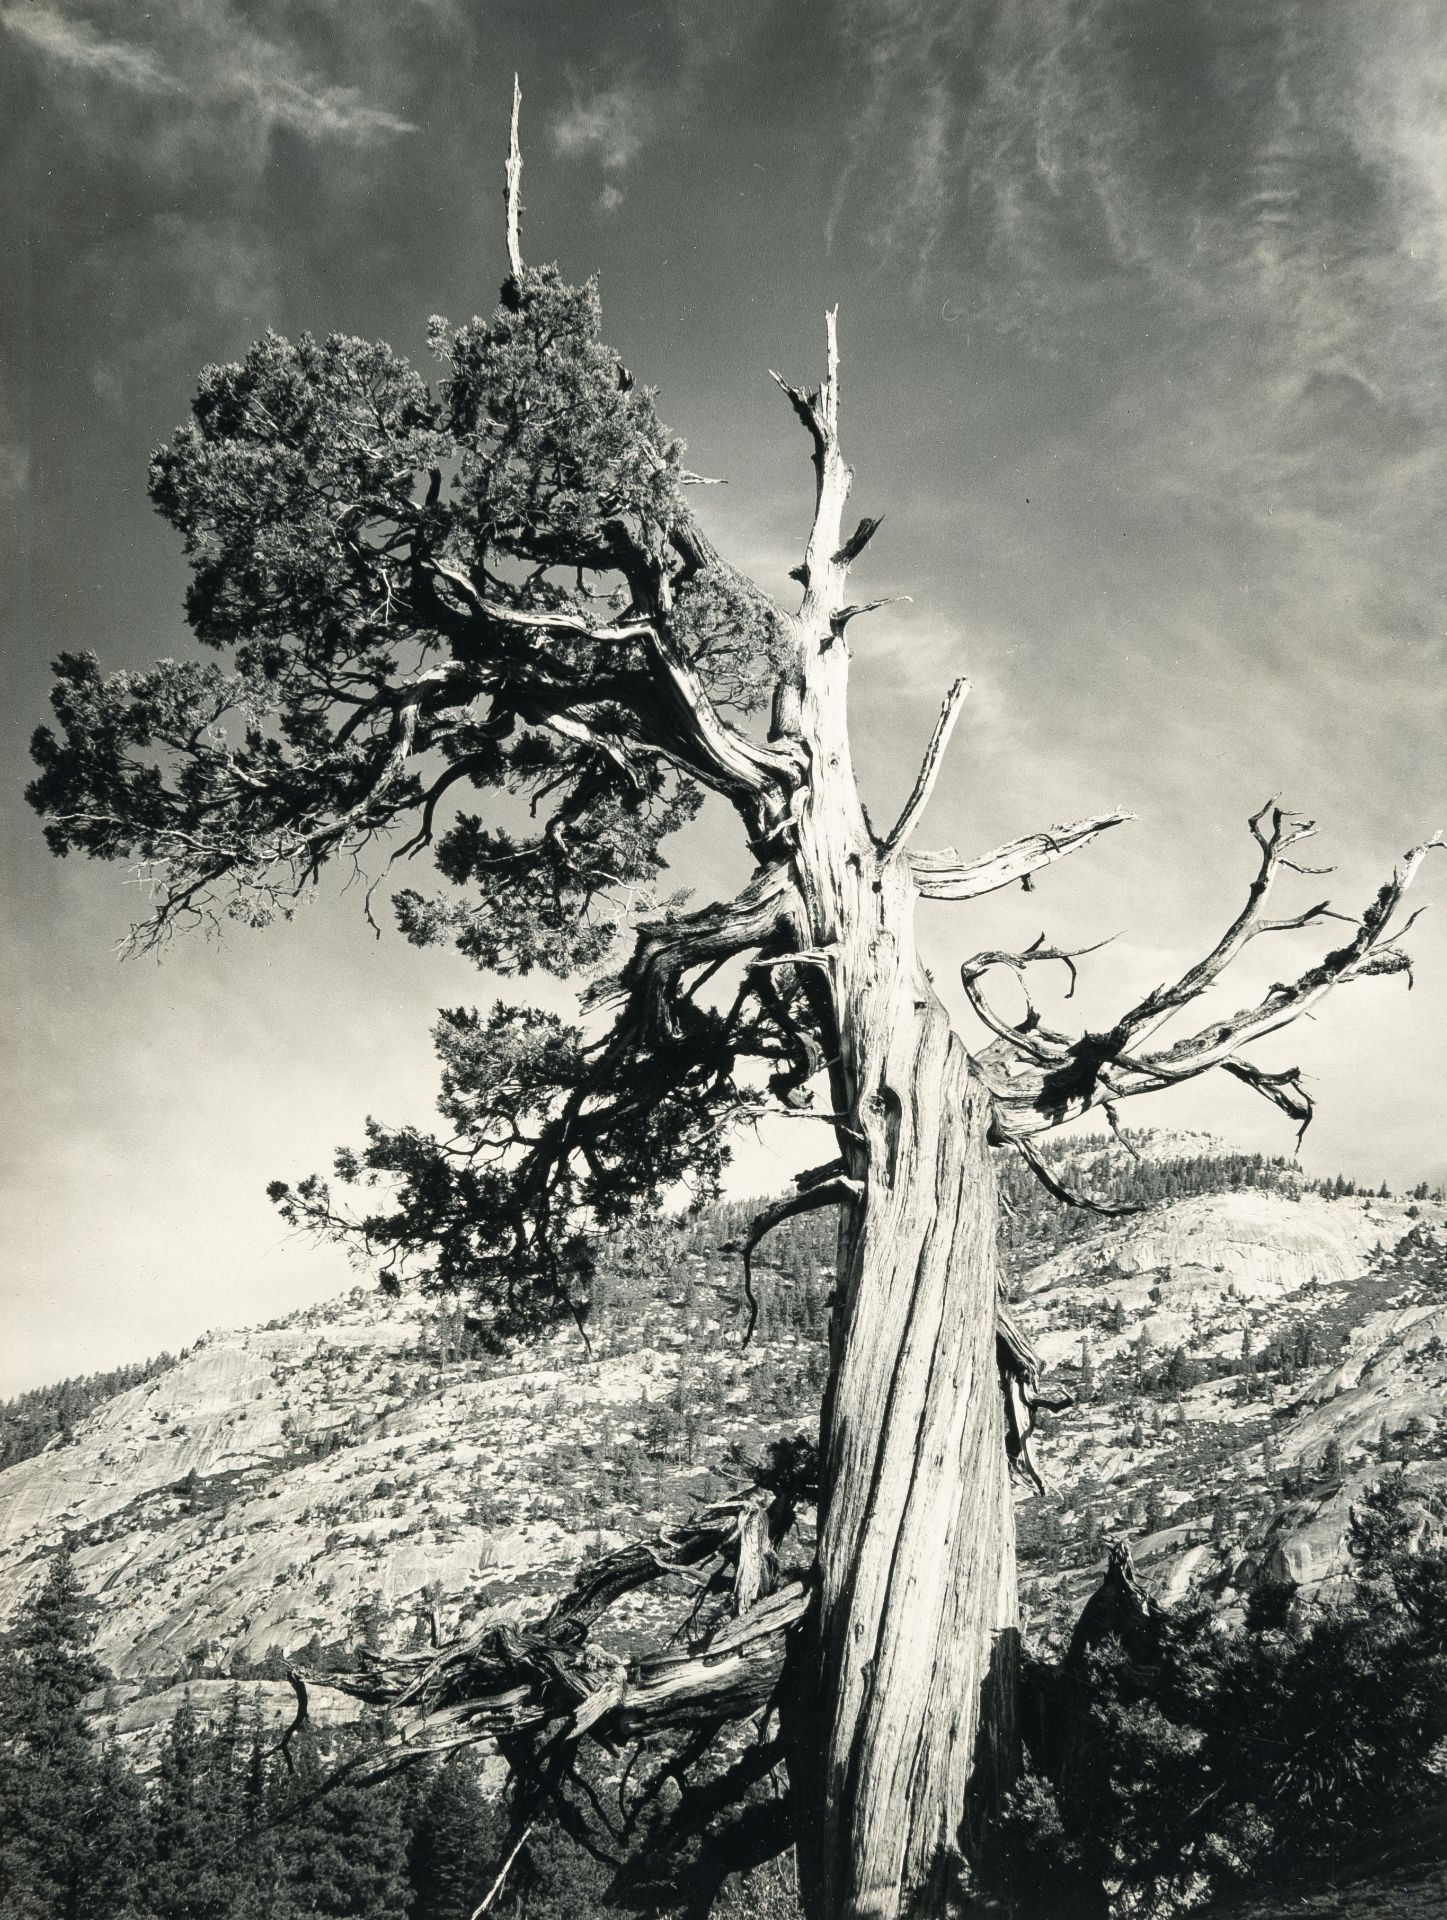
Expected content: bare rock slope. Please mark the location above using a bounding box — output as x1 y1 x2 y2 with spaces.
3 1175 1445 1741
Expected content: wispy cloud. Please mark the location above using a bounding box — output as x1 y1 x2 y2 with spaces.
0 442 30 505
545 1 779 205
1 1 417 153
2 1 171 89
551 82 646 174
833 0 1447 669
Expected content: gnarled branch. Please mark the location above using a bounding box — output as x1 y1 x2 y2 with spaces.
969 807 1443 1145
614 864 799 1042
281 1489 813 1819
911 810 1133 902
997 1300 1074 1495
738 1168 864 1344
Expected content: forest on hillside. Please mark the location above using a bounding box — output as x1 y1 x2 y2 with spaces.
0 1356 181 1476
6 1136 1439 1482
5 1143 1445 1917
3 1471 1444 1920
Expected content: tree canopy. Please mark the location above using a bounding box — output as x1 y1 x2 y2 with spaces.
28 256 811 1338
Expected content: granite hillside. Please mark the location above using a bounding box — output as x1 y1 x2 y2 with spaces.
2 1134 1445 1756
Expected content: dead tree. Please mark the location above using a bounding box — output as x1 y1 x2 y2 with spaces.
28 84 1440 1920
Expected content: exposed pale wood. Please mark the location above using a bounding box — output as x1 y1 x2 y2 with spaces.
472 1819 535 1917
910 809 1133 900
973 813 1445 1147
881 677 970 854
290 1495 811 1782
505 75 524 281
770 315 1020 1918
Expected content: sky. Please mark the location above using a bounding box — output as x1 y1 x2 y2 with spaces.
2 0 1445 1396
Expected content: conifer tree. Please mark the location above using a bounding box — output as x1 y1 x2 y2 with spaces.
79 1737 151 1920
408 1757 498 1920
26 85 1442 1920
0 1545 109 1920
270 1727 417 1920
144 1692 256 1920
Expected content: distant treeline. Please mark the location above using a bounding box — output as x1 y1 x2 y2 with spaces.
7 1135 1440 1462
0 1546 778 1920
0 1352 181 1472
996 1130 1441 1258
669 1130 1440 1277
5 1487 1443 1920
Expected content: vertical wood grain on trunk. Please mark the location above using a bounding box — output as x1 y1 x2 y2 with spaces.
773 318 1017 1918
827 1006 1013 1911
783 837 1017 1918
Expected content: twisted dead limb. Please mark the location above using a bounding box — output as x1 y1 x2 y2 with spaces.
968 808 1443 1147
738 1164 864 1344
996 1302 1075 1495
276 1479 814 1893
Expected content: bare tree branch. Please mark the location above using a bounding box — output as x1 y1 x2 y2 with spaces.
638 625 805 804
1006 1132 1146 1219
770 307 853 620
996 1300 1075 1495
910 810 1134 901
968 809 1444 1145
738 1169 863 1344
828 595 911 641
283 1492 813 1789
472 1818 536 1917
881 677 970 855
1104 800 1339 1047
833 515 883 567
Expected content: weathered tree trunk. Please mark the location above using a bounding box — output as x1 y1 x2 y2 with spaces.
783 845 1017 1920
775 420 1018 1912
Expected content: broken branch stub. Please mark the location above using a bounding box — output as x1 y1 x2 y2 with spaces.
911 810 1134 902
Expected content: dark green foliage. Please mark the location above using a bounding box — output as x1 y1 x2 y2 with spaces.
408 1758 497 1920
0 1354 179 1471
0 1545 115 1920
26 248 804 1350
269 987 760 1337
27 268 781 955
81 1740 152 1920
267 1729 419 1920
992 1769 1103 1920
1002 1471 1447 1917
432 272 681 580
144 1693 263 1920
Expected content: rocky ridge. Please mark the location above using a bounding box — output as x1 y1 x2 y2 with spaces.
2 1149 1444 1750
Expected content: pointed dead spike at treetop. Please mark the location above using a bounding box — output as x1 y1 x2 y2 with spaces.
505 74 524 282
